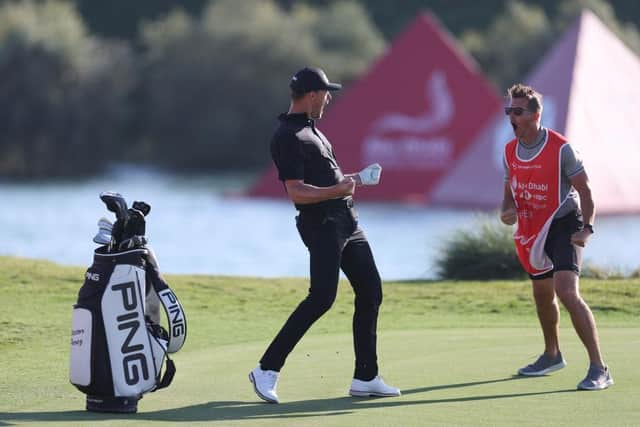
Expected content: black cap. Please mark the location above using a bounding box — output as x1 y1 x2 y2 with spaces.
290 67 342 93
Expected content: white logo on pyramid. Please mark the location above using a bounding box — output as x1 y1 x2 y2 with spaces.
362 70 455 170
372 70 453 133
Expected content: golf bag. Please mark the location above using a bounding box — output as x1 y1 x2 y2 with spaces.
69 192 187 413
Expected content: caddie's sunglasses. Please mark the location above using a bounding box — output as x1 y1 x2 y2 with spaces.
504 107 531 116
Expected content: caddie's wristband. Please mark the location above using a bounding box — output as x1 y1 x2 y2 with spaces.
583 223 594 234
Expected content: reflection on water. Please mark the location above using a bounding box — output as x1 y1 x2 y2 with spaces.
1 168 638 279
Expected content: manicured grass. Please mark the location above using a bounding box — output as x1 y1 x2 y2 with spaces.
1 256 638 426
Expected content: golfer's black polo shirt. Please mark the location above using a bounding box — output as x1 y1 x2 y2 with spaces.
270 112 351 210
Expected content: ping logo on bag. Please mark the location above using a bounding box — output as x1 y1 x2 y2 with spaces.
157 288 187 354
102 265 157 395
85 271 100 282
159 289 186 340
113 281 149 385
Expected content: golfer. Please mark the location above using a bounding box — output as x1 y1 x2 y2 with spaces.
249 67 400 403
500 83 612 390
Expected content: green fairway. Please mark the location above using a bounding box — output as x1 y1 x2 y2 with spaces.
1 256 638 426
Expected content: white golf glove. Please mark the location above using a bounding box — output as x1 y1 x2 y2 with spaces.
357 163 382 186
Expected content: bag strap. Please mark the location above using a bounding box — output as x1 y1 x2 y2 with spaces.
156 288 187 353
144 253 187 353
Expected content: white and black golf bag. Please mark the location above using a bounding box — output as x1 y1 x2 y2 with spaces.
69 192 187 413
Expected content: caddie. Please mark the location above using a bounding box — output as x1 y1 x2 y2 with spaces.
249 67 400 403
500 83 612 390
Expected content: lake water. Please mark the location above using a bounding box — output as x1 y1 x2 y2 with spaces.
1 168 638 280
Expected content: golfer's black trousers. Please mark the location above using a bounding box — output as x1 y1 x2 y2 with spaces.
260 205 382 381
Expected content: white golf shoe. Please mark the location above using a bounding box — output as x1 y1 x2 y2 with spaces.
249 366 280 403
349 376 401 397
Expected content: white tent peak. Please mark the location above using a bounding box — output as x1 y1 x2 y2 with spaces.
431 9 640 214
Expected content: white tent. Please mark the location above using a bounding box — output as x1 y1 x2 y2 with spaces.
431 10 640 214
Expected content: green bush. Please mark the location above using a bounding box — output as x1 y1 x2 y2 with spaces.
0 0 135 178
135 0 386 172
460 1 553 90
436 215 526 280
461 0 640 90
436 215 638 280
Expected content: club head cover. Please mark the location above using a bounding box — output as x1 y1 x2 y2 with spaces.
99 191 129 222
99 191 130 247
110 219 126 247
132 201 151 217
358 163 382 185
123 208 146 240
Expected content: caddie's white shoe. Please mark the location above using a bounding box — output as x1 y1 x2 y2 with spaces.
249 366 280 403
349 376 401 397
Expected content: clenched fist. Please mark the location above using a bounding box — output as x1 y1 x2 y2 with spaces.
338 177 356 196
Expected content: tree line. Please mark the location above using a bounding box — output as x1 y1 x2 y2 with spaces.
0 0 637 178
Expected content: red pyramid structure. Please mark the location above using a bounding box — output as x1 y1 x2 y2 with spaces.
431 10 640 214
249 13 502 203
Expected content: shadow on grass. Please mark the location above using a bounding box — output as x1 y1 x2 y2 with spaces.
0 377 576 424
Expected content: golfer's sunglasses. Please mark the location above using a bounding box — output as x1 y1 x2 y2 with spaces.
504 107 532 116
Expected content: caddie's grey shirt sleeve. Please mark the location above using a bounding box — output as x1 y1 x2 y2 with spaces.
555 142 582 218
561 143 585 178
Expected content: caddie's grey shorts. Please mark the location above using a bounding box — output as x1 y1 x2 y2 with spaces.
530 210 583 280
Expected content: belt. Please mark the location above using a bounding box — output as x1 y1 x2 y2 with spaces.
296 197 354 212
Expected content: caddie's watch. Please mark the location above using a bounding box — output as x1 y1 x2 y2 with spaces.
583 223 594 234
